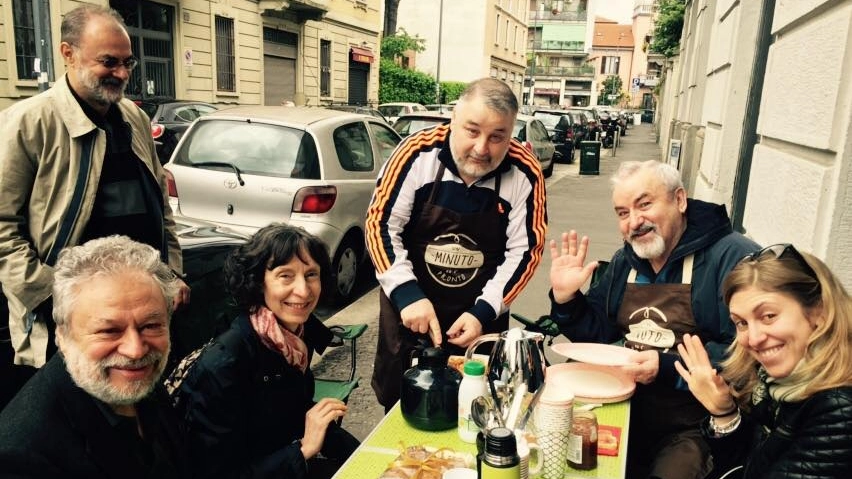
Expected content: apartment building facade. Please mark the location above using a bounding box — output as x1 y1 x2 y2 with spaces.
0 0 384 110
525 0 594 107
395 0 528 101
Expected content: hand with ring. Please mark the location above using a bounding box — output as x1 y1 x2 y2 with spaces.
674 334 737 415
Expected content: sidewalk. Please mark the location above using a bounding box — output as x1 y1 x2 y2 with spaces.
312 123 663 441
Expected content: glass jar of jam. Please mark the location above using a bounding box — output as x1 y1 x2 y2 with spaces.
567 410 597 470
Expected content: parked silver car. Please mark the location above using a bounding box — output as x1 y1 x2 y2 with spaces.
513 114 556 178
165 106 403 304
377 102 428 124
392 111 451 137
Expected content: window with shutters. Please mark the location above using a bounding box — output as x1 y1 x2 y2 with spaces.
601 56 620 75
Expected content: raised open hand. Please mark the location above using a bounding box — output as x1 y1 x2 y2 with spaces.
550 230 599 304
674 334 736 415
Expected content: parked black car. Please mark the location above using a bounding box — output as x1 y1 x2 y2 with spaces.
138 98 218 164
533 109 583 164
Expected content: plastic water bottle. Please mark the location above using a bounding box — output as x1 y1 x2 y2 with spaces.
458 360 487 443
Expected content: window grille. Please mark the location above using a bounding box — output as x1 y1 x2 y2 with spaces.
320 39 331 97
215 16 236 92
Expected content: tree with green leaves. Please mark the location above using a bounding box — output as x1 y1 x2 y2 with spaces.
379 30 435 104
600 75 625 106
650 0 686 58
380 29 425 60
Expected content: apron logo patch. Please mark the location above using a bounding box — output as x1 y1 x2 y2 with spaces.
424 233 485 288
625 319 677 349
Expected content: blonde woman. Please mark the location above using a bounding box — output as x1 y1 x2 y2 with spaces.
676 244 852 478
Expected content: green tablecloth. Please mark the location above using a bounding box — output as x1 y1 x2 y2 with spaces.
333 400 630 479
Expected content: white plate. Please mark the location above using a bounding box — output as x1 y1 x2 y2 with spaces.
550 342 637 366
545 363 636 403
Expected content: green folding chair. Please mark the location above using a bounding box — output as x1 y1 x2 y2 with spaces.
313 324 368 409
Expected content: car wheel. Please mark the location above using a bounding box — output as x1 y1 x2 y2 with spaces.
329 237 360 305
543 160 554 178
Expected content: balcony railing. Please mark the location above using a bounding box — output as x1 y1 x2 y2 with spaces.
528 40 586 53
528 65 595 77
529 10 587 23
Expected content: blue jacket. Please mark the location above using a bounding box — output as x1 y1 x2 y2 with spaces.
550 199 760 388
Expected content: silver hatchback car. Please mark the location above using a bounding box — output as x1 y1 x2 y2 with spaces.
165 106 402 304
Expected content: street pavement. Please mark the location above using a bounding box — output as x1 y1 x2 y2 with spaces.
311 123 663 440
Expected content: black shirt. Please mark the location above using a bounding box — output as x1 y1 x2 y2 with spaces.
68 77 163 252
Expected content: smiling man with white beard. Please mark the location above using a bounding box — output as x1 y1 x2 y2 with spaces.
0 236 191 478
547 160 761 479
0 4 189 405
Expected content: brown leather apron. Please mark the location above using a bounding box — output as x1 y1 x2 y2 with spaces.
372 165 509 408
617 255 712 479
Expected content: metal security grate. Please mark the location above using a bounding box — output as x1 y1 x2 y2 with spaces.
215 16 236 92
320 40 331 97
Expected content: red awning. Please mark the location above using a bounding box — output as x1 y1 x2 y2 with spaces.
535 88 560 96
350 46 374 64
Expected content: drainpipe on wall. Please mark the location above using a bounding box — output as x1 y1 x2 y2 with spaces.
731 0 776 233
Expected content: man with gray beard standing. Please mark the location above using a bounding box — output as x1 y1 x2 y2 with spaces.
548 160 760 479
0 236 190 478
0 4 188 407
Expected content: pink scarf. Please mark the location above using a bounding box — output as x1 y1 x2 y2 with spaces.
249 306 309 372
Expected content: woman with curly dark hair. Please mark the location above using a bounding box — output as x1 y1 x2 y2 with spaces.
171 223 359 479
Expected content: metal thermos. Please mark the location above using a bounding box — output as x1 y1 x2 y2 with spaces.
478 427 520 479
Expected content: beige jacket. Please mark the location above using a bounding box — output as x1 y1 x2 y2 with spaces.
0 75 182 367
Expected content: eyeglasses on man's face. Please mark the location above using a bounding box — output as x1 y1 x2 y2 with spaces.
742 243 817 279
95 55 138 71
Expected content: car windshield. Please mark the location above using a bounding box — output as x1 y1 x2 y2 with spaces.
172 120 320 179
393 117 446 136
379 105 405 117
512 120 526 139
534 114 560 129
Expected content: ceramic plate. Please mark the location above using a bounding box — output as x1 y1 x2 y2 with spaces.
550 342 637 366
545 363 636 403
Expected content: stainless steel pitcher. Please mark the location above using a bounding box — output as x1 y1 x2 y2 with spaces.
464 327 547 428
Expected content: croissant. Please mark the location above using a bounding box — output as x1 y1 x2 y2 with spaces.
379 445 474 479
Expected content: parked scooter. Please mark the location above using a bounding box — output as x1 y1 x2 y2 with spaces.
598 114 618 148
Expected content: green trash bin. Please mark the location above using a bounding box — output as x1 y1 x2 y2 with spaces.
579 141 600 175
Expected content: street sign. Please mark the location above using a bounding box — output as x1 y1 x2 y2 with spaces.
607 94 617 100
632 77 640 87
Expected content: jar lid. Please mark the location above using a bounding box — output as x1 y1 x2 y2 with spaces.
463 360 485 376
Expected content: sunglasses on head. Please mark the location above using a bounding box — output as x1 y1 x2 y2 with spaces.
742 243 818 279
96 55 138 71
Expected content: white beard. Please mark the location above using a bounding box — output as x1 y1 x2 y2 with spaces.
60 333 169 407
630 231 666 260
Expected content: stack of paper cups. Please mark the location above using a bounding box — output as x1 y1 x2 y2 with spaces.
533 385 574 479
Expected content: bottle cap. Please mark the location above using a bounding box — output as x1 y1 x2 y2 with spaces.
463 360 485 376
